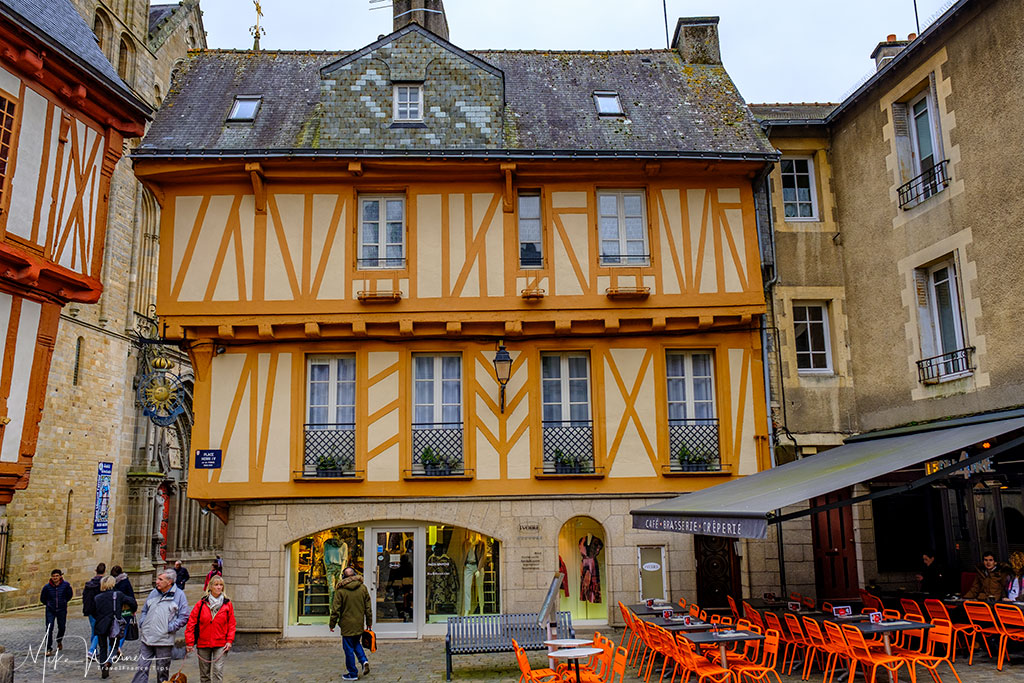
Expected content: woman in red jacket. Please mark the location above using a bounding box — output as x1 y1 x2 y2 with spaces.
185 575 235 683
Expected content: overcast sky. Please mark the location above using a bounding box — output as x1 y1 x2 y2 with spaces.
198 0 955 103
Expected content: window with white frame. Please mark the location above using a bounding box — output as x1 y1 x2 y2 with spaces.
793 303 832 373
358 195 405 269
780 157 818 220
518 191 543 268
413 354 462 426
915 259 970 381
307 355 356 425
665 352 716 421
597 190 649 266
894 81 948 209
541 353 591 424
227 95 261 122
394 84 422 121
909 91 938 179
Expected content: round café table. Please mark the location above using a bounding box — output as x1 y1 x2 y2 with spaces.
549 646 603 683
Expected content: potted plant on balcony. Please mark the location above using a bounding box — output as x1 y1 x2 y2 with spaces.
316 452 345 477
420 446 453 476
553 448 583 474
676 446 716 472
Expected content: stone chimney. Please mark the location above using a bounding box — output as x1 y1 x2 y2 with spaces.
671 17 721 65
870 33 913 71
393 0 449 41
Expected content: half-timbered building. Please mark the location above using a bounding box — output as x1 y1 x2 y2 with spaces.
0 0 148 515
135 6 777 640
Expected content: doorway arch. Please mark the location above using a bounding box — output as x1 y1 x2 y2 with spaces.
558 516 607 621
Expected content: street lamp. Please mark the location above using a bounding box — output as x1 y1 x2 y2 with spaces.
492 342 512 413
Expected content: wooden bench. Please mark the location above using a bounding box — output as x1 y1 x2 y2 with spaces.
445 611 575 680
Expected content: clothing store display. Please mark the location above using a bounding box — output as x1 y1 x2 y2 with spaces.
461 539 488 615
579 534 604 604
426 549 459 613
324 536 349 606
558 556 569 597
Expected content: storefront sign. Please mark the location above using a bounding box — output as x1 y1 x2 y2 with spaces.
642 562 661 572
195 449 222 469
92 462 112 534
925 453 994 478
518 520 541 540
632 512 767 539
520 550 543 571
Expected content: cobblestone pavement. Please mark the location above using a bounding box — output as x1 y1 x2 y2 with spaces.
2 609 1020 682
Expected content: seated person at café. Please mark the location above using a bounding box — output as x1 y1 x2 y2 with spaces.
964 551 1011 600
915 551 946 596
1006 551 1024 601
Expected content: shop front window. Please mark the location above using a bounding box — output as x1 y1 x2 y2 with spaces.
425 525 500 622
557 516 606 621
291 526 365 624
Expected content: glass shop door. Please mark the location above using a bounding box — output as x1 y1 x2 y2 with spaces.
369 528 420 638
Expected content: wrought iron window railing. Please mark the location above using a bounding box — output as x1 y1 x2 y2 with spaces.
303 424 357 477
599 253 651 267
357 256 406 269
898 159 949 209
411 422 465 476
668 418 721 472
917 347 974 384
542 420 595 474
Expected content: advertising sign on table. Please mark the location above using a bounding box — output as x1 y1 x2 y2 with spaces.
788 601 802 612
92 462 112 534
869 611 883 624
833 605 853 617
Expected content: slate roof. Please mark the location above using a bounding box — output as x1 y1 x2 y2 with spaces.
0 0 145 114
748 103 837 123
149 3 179 38
139 46 775 159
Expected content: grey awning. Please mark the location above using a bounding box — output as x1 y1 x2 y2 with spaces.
631 415 1024 540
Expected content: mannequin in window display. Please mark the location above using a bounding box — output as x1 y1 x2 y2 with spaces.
426 542 459 614
323 531 349 607
461 533 488 615
579 533 604 604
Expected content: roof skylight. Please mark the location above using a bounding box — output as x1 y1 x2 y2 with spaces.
594 91 624 116
227 96 261 122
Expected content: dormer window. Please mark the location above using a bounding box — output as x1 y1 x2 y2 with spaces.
594 91 623 116
394 84 422 121
227 95 261 122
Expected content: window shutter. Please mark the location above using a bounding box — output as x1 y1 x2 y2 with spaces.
914 270 929 307
928 72 945 162
892 102 910 137
891 102 914 185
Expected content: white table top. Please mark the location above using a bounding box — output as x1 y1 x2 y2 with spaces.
548 647 603 660
544 638 594 648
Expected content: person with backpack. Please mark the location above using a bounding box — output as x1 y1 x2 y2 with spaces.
93 576 138 678
185 575 236 683
39 568 73 657
110 565 137 658
82 563 107 657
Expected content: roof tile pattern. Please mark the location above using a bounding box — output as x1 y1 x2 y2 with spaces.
748 103 838 122
142 27 773 157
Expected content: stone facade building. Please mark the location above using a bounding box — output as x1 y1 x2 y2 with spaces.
1 0 221 609
747 0 1024 600
134 5 781 641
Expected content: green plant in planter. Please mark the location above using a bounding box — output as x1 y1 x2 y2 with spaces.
553 448 583 474
316 453 339 475
421 446 453 475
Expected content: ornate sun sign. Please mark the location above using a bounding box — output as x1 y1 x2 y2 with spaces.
137 369 186 427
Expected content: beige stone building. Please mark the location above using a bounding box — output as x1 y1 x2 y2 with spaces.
1 0 221 609
745 0 1024 600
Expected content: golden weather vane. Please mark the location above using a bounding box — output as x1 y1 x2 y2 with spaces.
249 0 266 50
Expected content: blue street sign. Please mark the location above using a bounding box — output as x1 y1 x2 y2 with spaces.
195 449 223 469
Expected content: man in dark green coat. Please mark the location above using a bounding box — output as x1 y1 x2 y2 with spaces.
329 567 372 680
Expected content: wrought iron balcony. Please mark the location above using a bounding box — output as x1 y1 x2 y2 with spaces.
599 253 651 267
917 347 974 384
357 256 407 269
411 422 465 476
898 159 949 209
303 424 356 478
542 420 595 474
668 418 721 472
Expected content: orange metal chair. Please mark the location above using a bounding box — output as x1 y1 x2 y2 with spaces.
606 646 630 683
924 599 976 661
821 602 834 614
822 620 856 674
900 599 924 621
801 616 844 683
674 635 732 683
690 604 702 619
841 623 909 683
679 598 689 609
859 591 884 612
780 612 810 676
891 613 927 655
512 639 563 683
802 596 817 610
901 618 962 683
993 603 1024 671
731 629 784 683
728 595 740 622
962 600 1001 664
618 603 638 660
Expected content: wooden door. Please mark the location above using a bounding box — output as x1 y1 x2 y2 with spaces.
694 535 740 607
811 488 859 599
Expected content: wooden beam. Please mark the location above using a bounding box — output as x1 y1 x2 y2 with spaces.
698 315 714 330
446 321 462 335
217 324 234 339
500 162 516 213
399 319 414 336
305 322 321 337
348 161 363 177
504 320 522 336
258 322 274 339
245 162 266 214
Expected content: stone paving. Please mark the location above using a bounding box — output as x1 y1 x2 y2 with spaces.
1 608 1020 682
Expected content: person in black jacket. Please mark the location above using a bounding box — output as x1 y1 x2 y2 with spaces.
92 576 137 679
110 565 136 656
82 563 106 657
174 560 190 590
39 569 73 656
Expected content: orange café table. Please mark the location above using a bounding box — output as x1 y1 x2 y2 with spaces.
679 629 764 670
548 647 603 682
